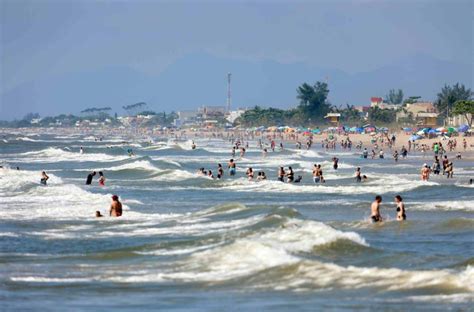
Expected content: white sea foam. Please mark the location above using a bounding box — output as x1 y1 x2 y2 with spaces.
13 147 128 163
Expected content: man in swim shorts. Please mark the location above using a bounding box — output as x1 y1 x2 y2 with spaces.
228 159 236 176
371 195 383 223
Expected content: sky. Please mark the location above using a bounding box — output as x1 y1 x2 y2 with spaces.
1 0 473 119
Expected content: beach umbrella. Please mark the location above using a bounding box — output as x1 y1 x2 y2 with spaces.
403 127 412 132
311 129 321 134
410 135 422 141
458 125 469 132
447 127 456 133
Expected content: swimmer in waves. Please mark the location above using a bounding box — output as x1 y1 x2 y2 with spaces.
370 195 383 223
40 171 49 185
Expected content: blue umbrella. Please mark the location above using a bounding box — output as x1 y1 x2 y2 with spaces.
410 135 422 141
458 125 469 132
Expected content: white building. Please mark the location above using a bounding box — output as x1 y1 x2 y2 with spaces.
226 109 246 123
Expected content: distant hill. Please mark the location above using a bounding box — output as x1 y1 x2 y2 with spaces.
1 53 471 120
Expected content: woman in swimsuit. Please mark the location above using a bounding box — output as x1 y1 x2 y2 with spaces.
98 171 106 186
394 195 406 221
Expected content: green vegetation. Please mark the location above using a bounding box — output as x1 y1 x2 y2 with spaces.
452 100 474 127
237 81 331 127
435 83 472 117
385 89 404 104
368 106 397 124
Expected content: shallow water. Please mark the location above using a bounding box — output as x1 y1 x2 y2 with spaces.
1 132 473 311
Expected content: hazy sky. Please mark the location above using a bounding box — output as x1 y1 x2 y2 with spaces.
1 0 473 117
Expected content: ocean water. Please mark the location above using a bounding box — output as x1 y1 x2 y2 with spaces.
1 131 473 311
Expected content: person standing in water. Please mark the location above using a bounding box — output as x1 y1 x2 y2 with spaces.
246 167 254 180
277 167 285 182
393 150 399 162
370 195 383 223
217 164 224 179
98 171 106 186
86 171 96 185
355 167 362 182
80 147 84 154
332 157 339 170
286 166 294 183
40 171 49 185
394 195 406 221
421 164 430 181
228 159 236 176
109 195 123 217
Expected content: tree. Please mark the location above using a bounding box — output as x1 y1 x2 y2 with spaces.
339 104 362 124
451 100 474 127
368 106 396 124
123 102 147 116
435 83 472 117
22 112 40 121
296 81 331 121
385 89 404 104
403 96 421 106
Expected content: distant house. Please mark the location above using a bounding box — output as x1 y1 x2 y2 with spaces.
354 106 370 119
396 102 437 123
416 112 438 128
324 113 341 125
447 114 472 127
370 97 383 107
174 110 200 127
199 106 226 118
370 97 399 110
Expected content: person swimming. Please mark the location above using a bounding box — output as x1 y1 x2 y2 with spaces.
40 171 49 185
95 211 103 218
394 195 406 221
370 195 383 223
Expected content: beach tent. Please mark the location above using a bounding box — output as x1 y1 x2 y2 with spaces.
458 125 469 132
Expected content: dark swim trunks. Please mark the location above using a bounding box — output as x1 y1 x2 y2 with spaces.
371 215 381 223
